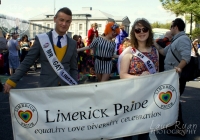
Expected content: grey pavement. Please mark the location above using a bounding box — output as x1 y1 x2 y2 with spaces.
0 67 200 140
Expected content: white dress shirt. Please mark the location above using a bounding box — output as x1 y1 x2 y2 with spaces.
52 30 67 48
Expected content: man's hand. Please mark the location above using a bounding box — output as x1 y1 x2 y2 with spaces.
4 83 12 94
153 40 160 50
153 40 165 56
175 67 182 73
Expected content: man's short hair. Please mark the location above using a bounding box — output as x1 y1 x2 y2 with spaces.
172 18 185 31
55 7 72 17
11 33 17 36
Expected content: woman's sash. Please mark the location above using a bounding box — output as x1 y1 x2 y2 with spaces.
118 47 156 74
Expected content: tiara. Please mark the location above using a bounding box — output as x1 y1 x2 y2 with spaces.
132 18 150 27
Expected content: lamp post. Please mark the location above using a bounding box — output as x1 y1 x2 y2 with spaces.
190 0 194 37
190 12 193 36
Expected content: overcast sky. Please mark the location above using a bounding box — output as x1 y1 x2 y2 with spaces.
0 0 177 24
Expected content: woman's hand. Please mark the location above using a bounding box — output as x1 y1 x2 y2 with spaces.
140 71 150 76
77 46 89 52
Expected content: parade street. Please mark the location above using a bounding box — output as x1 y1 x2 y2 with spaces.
0 67 200 140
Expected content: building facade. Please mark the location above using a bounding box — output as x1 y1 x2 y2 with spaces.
29 7 131 38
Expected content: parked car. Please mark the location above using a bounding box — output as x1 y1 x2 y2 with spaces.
153 28 170 39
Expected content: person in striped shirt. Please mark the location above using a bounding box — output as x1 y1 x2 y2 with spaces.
77 22 120 82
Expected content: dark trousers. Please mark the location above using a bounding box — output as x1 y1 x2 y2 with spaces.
179 78 187 96
3 52 9 75
178 78 186 124
168 78 186 130
123 133 149 140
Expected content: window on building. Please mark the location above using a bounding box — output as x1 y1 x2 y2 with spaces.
38 24 42 30
70 24 74 30
33 32 37 37
71 32 74 37
79 32 83 36
79 24 83 30
33 25 36 30
98 24 102 30
47 24 50 28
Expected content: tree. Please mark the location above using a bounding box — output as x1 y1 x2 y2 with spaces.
192 27 200 39
151 21 161 28
160 0 200 22
151 22 171 29
160 0 200 38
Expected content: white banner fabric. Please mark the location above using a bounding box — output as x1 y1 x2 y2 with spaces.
10 70 179 140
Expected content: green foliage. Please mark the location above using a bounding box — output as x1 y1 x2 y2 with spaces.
151 22 171 29
192 27 200 39
160 0 200 22
160 0 200 35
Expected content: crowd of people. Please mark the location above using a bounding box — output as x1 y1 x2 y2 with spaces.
0 32 36 76
71 23 130 81
0 6 200 139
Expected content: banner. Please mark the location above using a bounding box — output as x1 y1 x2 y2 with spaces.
10 70 179 140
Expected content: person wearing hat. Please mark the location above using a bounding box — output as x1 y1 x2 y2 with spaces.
77 22 120 82
115 24 128 55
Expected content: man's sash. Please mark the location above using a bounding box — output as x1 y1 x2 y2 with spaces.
37 33 77 85
118 47 157 74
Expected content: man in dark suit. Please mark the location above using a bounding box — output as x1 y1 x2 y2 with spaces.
4 7 78 93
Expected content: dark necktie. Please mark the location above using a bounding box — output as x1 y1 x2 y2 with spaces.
57 36 63 48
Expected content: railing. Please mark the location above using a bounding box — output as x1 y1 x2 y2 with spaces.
0 14 52 39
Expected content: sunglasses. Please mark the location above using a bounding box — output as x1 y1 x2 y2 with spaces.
134 27 149 34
